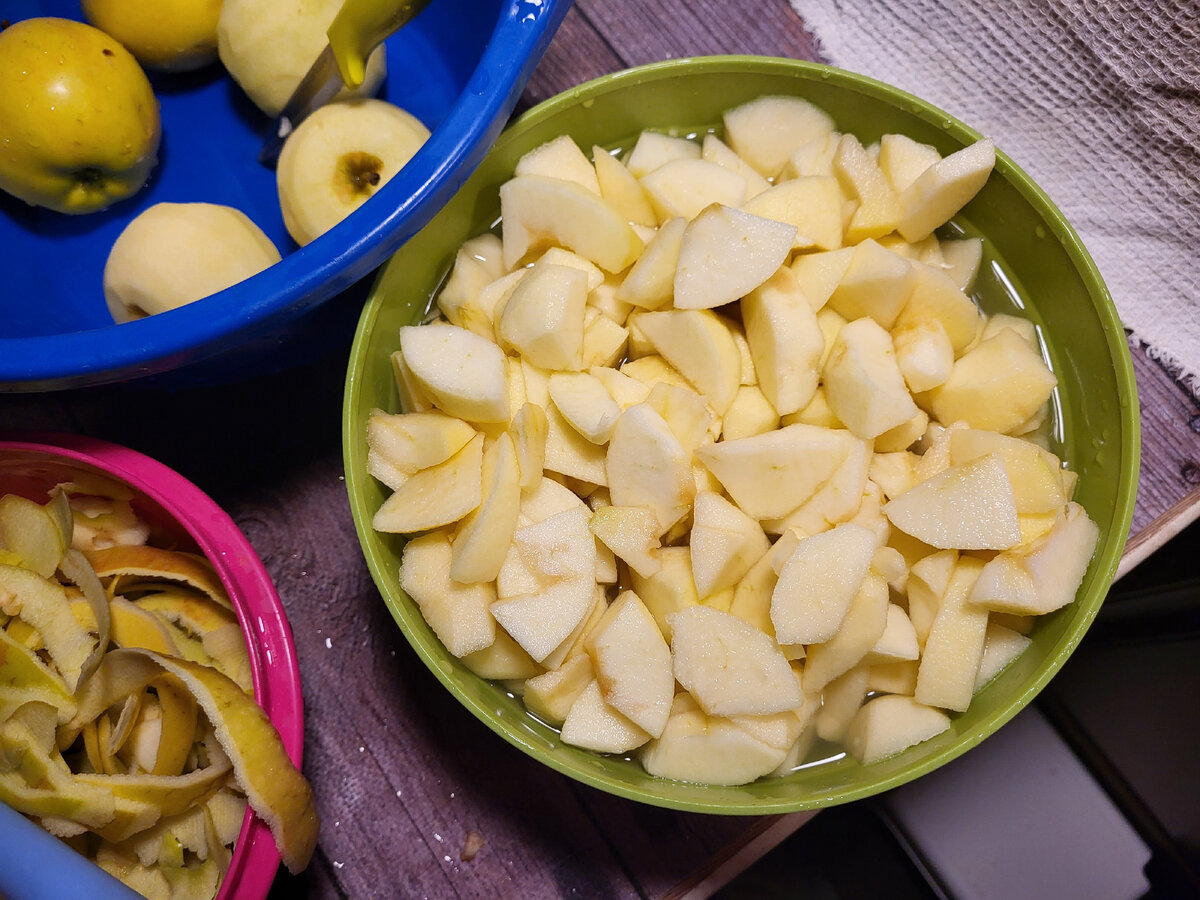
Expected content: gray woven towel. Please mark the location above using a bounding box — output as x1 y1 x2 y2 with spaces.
791 0 1200 392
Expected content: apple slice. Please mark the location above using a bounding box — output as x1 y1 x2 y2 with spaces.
635 309 742 415
790 247 854 311
372 434 484 534
629 546 700 640
645 382 716 452
543 404 608 487
863 604 921 665
741 175 843 251
741 267 823 416
729 548 778 637
523 653 594 726
584 591 674 737
399 531 496 658
832 133 902 242
641 692 792 785
449 434 521 584
802 572 890 693
701 133 772 199
365 410 476 490
884 453 1021 550
515 134 600 194
674 204 796 310
606 403 696 534
877 133 941 193
548 371 622 444
893 319 954 394
639 158 747 222
763 434 872 535
398 323 509 423
915 556 987 711
815 666 871 743
695 423 854 520
974 622 1033 692
669 606 803 716
948 428 1066 514
689 492 770 599
615 217 687 310
623 131 701 178
722 385 780 441
940 237 984 292
771 522 878 645
844 694 951 765
723 95 837 178
496 263 588 371
823 317 920 440
508 402 548 491
826 238 915 329
592 145 657 227
499 174 643 272
589 505 662 579
436 234 506 334
897 139 995 242
560 680 651 753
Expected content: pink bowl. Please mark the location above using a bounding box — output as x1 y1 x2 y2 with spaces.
0 433 304 900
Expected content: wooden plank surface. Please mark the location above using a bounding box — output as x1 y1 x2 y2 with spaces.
3 1 1199 897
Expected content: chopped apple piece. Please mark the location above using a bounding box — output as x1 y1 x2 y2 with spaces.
436 234 507 334
515 135 600 194
741 175 843 251
674 204 796 310
782 131 841 179
366 409 476 490
499 174 644 272
496 263 588 371
833 133 902 242
548 371 622 444
929 329 1057 434
606 403 695 534
589 506 662 578
868 660 919 696
742 267 823 416
897 139 995 242
669 606 803 716
802 572 890 692
615 217 686 310
949 428 1066 514
450 434 521 584
826 238 915 329
791 247 854 310
640 158 747 222
877 133 941 193
508 402 548 491
940 237 984 291
372 434 484 534
696 424 854 520
893 319 955 394
592 145 657 227
815 666 871 743
635 309 742 415
701 133 771 198
543 404 608 486
640 693 791 785
460 627 541 681
723 95 836 178
915 556 987 711
863 604 921 665
623 131 700 179
645 382 715 452
590 364 652 410
729 548 778 636
722 385 780 441
690 492 770 599
823 317 920 440
585 591 674 737
561 680 651 753
771 523 878 645
844 694 951 765
398 323 509 423
629 546 700 639
763 433 871 535
884 453 1021 550
893 261 984 355
523 653 594 726
399 531 496 658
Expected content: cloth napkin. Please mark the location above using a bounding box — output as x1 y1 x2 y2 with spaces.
790 0 1200 394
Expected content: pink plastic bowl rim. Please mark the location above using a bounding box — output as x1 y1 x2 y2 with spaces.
0 433 304 900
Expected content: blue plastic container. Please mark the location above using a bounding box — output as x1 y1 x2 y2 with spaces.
0 0 569 391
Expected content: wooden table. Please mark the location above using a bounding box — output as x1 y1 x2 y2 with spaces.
4 1 1199 897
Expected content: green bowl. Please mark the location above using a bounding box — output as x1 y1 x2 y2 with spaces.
343 56 1140 813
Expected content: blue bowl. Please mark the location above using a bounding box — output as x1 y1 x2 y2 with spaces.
0 0 569 391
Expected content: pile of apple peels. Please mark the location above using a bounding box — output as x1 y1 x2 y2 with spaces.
0 487 317 898
368 94 1101 786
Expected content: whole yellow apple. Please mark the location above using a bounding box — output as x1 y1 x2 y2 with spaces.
0 17 161 214
81 0 222 72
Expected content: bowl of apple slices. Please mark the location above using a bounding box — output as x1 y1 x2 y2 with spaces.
342 56 1139 812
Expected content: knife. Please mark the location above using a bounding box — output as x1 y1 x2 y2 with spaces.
258 0 434 166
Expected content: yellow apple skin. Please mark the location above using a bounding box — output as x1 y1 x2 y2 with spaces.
0 18 160 214
81 0 222 71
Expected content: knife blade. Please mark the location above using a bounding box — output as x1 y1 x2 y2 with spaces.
259 0 433 166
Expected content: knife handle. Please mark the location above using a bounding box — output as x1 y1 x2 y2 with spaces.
327 0 434 87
